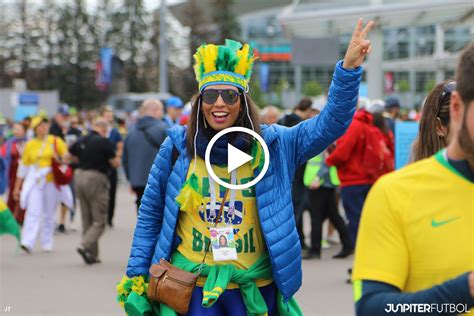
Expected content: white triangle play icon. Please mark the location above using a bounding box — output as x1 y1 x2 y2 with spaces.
228 143 253 173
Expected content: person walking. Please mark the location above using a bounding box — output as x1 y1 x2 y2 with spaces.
278 98 314 250
261 105 280 125
352 43 474 316
326 105 391 249
0 123 27 224
70 119 119 264
303 151 353 259
164 96 184 127
100 105 122 227
13 116 72 253
383 96 400 135
49 105 71 233
120 18 373 315
412 80 454 161
123 99 167 212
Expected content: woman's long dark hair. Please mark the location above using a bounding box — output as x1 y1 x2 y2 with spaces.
412 80 452 161
186 91 261 157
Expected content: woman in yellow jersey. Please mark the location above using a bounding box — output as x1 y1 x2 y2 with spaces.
121 19 374 316
12 116 71 253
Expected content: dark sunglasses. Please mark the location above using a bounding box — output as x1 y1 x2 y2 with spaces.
201 89 242 105
436 81 456 117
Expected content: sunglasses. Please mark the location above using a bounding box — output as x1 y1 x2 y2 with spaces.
201 89 242 105
437 81 456 117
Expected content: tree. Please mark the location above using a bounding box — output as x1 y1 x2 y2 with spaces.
0 4 15 87
35 0 62 90
176 0 212 100
185 0 211 66
210 0 241 43
397 79 411 93
18 0 29 80
113 0 150 92
303 81 323 97
56 0 102 108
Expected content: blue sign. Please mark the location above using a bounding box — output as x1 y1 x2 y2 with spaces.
100 47 113 84
14 106 38 122
359 82 368 98
395 121 419 169
19 93 39 105
259 63 270 93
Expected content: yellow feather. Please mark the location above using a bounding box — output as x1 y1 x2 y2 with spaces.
202 44 218 73
193 48 204 80
234 44 251 76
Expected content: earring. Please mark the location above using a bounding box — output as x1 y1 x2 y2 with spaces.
203 117 208 128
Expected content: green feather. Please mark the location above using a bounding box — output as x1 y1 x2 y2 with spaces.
188 173 200 192
225 39 243 51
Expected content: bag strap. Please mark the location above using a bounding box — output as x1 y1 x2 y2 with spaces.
197 188 230 274
53 136 58 154
34 138 48 168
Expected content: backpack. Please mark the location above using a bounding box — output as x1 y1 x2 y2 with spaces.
361 123 390 182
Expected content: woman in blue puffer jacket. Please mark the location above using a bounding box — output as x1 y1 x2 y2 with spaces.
123 19 374 316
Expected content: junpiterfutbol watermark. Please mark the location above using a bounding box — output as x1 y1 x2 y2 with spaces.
385 303 471 314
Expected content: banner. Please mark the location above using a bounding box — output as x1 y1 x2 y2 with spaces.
395 121 419 169
96 47 113 90
100 47 113 84
259 63 270 93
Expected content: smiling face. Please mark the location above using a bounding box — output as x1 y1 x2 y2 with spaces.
201 84 242 131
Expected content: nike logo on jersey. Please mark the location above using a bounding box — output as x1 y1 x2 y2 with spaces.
431 217 461 228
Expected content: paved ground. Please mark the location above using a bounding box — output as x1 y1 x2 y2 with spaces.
0 184 354 316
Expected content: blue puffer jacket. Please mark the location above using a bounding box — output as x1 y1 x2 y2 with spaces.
126 61 362 301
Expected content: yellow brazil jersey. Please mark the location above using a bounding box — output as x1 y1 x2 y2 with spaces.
22 135 68 182
176 157 272 289
353 152 474 313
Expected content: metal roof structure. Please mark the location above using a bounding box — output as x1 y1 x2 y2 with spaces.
278 0 474 37
168 0 293 27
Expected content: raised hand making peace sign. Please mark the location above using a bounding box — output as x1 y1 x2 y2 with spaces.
343 19 375 69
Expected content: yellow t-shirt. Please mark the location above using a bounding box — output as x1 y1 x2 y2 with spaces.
353 154 474 313
22 135 68 182
176 157 272 288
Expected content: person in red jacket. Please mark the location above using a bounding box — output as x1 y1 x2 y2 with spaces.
0 123 27 224
326 108 387 248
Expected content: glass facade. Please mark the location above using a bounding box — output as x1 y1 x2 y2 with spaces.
241 4 473 107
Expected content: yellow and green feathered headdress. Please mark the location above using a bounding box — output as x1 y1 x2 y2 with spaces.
193 39 256 92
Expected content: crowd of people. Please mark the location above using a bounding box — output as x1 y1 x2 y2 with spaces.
0 21 472 315
0 98 186 262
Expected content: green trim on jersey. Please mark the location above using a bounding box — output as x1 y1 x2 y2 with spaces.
434 150 472 183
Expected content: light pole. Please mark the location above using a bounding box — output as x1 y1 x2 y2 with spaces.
159 0 169 93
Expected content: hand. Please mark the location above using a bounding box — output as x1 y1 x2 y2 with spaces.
469 272 474 299
343 18 374 69
309 179 321 190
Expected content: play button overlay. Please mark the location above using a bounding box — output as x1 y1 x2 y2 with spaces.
205 126 270 190
228 143 253 173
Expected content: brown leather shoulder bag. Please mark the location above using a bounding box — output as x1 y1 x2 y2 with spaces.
147 189 229 314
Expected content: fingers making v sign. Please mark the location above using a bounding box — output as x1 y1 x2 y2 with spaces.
343 18 375 69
